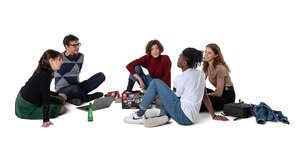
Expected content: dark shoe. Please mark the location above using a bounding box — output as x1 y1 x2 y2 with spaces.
85 92 104 102
68 98 82 106
126 79 135 92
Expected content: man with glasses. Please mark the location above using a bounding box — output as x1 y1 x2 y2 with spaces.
54 34 105 106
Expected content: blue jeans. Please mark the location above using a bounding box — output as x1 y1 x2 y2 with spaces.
129 66 152 89
139 79 193 125
58 72 105 102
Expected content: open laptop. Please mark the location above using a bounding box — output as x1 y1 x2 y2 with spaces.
77 96 114 111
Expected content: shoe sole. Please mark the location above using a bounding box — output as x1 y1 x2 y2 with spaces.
67 99 82 106
144 115 169 128
123 118 144 125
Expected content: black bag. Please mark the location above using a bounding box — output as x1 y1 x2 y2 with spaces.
222 100 253 121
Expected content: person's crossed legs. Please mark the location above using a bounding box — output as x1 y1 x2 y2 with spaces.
128 65 152 91
58 72 105 105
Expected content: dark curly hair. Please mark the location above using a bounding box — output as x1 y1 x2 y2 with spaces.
145 39 164 55
182 47 203 69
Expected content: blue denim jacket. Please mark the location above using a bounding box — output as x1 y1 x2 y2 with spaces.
251 102 289 124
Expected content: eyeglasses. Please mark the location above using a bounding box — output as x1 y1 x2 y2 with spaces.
70 43 81 47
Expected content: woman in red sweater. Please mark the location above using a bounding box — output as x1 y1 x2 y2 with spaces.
125 40 172 107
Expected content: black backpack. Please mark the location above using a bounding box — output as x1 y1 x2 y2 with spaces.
222 100 253 121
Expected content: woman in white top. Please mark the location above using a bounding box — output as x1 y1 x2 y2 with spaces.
124 48 228 127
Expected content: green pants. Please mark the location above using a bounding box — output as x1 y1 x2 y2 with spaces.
15 92 63 120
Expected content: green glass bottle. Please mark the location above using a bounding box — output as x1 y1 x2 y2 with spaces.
88 102 93 122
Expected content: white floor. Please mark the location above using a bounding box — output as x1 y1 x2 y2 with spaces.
5 98 295 145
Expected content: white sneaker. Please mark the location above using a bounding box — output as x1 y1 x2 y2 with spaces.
123 112 147 125
145 108 161 118
144 115 169 128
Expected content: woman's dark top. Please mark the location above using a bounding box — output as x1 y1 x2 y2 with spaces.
20 70 58 122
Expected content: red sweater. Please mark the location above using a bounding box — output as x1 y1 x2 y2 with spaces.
126 55 172 88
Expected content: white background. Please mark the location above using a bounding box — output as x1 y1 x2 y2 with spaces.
0 0 298 144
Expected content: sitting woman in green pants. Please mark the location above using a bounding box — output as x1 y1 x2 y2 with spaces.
15 49 67 128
